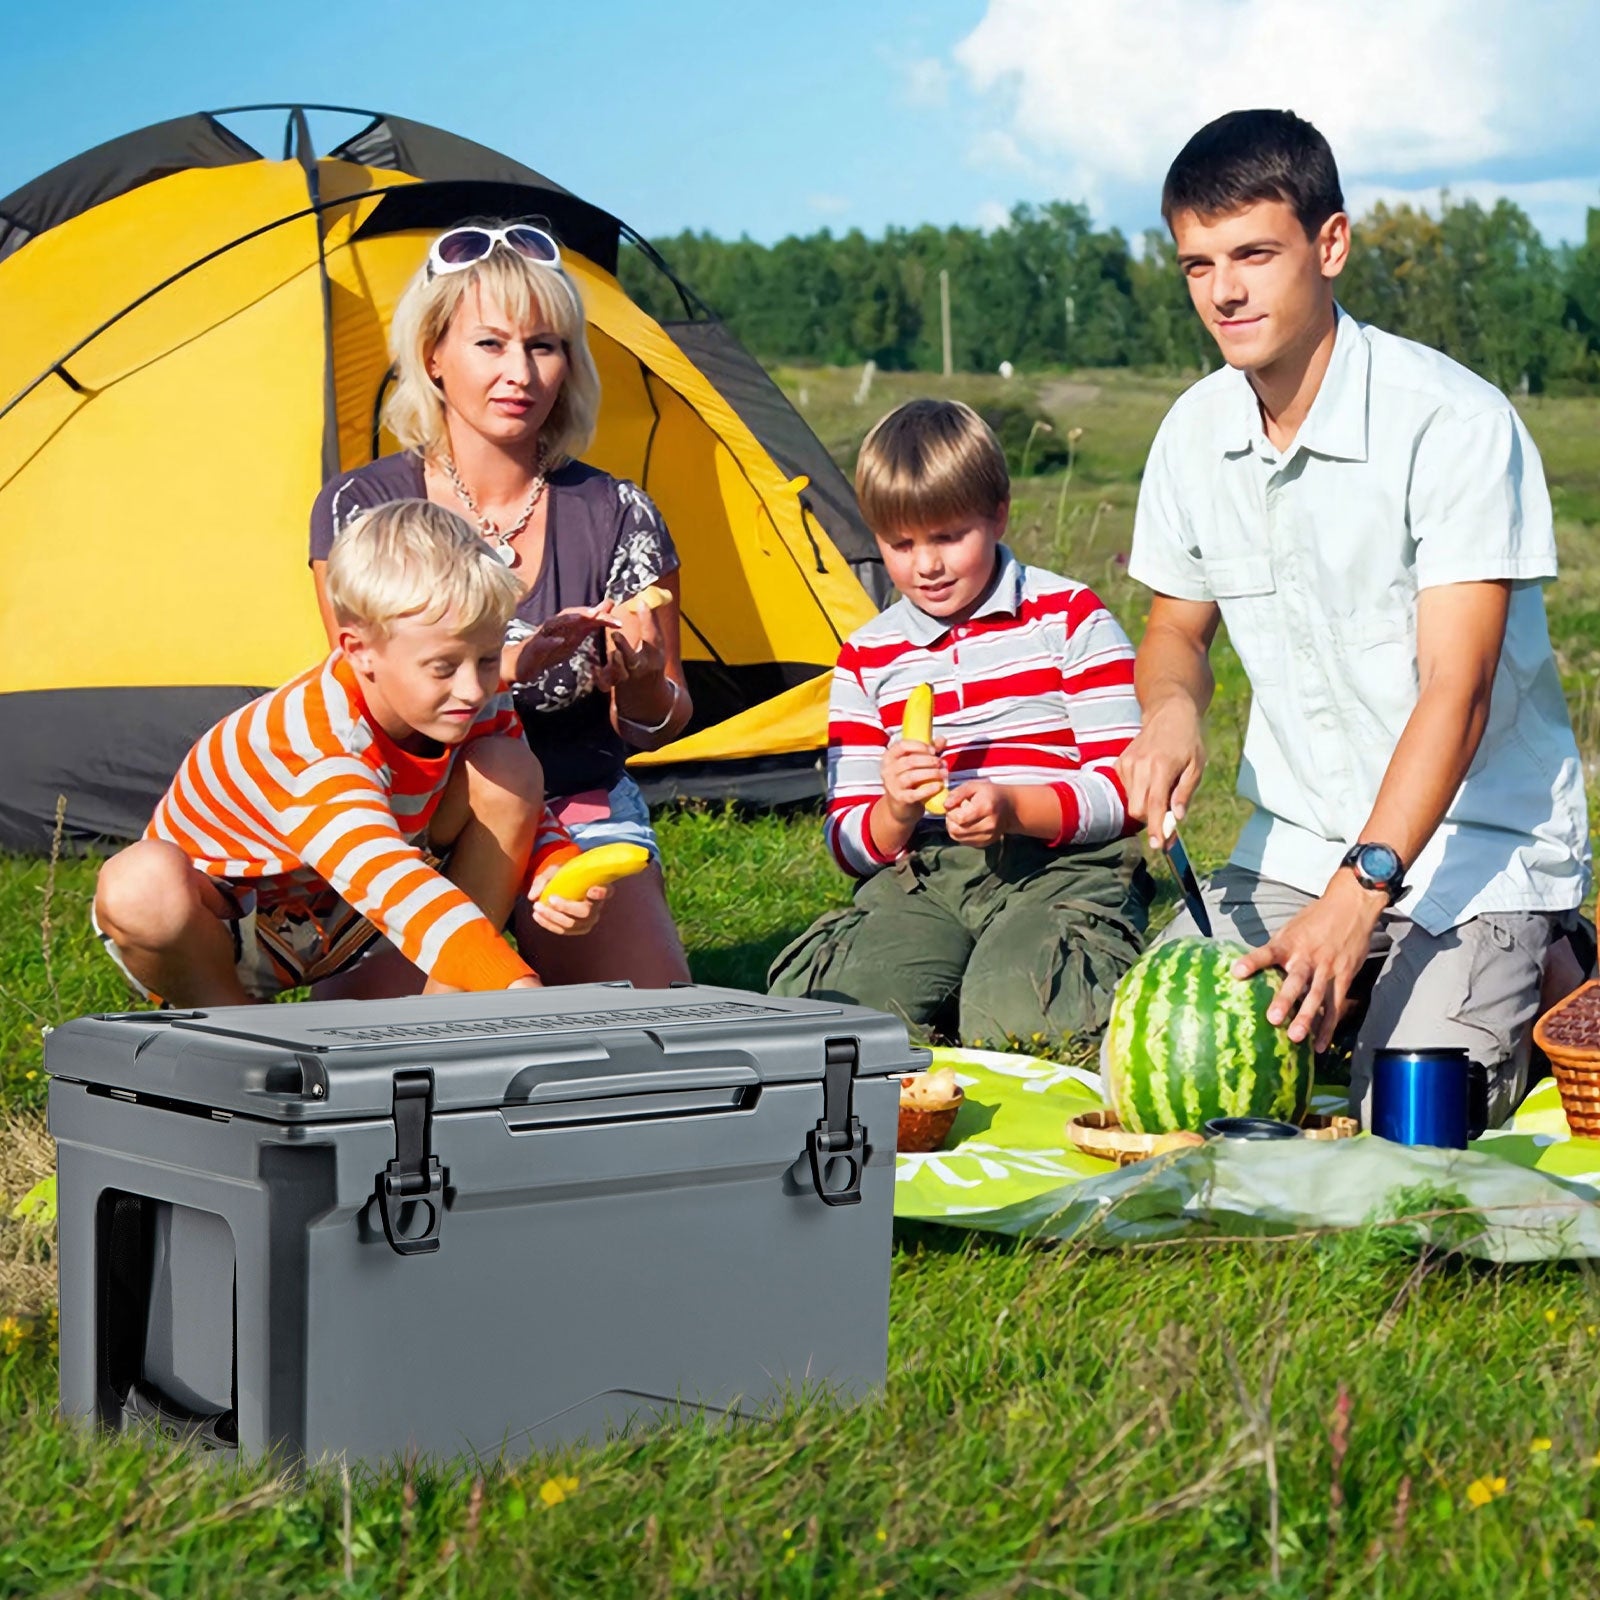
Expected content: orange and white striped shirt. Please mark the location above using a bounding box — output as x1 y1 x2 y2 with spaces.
148 655 570 990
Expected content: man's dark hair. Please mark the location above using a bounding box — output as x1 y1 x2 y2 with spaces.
1161 110 1344 237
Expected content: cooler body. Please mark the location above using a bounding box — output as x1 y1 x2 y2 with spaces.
47 986 917 1466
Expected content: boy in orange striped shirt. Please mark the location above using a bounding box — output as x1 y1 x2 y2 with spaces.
93 501 606 1006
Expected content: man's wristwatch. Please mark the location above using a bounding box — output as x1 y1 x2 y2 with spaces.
1340 841 1406 903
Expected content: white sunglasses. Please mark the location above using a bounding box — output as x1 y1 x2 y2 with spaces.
426 225 562 279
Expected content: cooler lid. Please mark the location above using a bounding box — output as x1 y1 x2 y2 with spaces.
43 984 920 1123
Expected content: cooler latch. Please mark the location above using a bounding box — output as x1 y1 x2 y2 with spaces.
806 1038 864 1207
376 1070 444 1256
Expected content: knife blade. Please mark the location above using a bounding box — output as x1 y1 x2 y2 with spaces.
1163 810 1213 938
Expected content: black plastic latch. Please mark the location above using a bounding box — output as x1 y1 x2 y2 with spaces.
806 1037 864 1206
376 1070 444 1255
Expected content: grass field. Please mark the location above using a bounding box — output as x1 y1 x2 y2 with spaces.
3 370 1599 1597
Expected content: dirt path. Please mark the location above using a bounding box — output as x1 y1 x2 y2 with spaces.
1037 378 1103 413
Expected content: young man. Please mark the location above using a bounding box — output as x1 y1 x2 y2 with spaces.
93 500 605 1007
769 399 1153 1046
1121 109 1591 1126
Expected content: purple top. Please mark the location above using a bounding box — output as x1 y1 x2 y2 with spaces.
310 452 679 797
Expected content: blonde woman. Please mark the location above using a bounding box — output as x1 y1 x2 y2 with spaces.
310 224 692 986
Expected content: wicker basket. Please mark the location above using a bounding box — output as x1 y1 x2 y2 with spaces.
1533 979 1600 1138
1067 1107 1358 1165
897 1088 964 1154
1065 1109 1165 1165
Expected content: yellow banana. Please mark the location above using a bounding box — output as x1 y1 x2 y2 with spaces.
538 842 651 902
899 683 948 815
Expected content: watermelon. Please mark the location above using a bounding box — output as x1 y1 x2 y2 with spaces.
1104 936 1313 1134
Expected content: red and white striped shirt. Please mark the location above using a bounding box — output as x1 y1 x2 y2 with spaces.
148 655 572 990
825 548 1141 877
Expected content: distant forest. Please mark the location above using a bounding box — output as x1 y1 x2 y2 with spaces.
619 196 1600 393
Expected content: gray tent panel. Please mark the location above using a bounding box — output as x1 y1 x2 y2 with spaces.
0 114 258 263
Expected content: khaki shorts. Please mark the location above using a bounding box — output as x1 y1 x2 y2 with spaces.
1158 863 1568 1128
93 879 382 1005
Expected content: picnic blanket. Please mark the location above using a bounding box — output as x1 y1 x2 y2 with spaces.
893 1049 1600 1262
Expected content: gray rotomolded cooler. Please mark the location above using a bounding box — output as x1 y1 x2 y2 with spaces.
46 984 924 1467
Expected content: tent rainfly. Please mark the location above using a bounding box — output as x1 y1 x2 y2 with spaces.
0 105 888 853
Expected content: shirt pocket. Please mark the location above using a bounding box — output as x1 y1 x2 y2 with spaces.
1208 554 1283 686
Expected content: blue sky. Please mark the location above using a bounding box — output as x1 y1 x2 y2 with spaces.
3 0 1598 248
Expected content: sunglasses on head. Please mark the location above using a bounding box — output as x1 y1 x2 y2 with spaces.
426 224 562 279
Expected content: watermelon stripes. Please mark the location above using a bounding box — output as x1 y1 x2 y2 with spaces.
1105 938 1313 1134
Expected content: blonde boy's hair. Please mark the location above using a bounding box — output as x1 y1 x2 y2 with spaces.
854 399 1010 536
326 500 523 641
384 231 601 467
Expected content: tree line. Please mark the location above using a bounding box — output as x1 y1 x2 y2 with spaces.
619 196 1600 393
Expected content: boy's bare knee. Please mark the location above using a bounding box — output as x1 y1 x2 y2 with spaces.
463 736 544 817
95 840 201 946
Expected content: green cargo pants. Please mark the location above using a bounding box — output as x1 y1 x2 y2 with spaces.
767 835 1155 1048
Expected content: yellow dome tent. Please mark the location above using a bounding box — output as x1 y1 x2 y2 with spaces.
0 105 885 852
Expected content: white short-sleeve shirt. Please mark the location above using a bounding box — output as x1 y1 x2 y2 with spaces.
1129 308 1590 934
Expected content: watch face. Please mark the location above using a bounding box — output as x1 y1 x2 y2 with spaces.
1357 844 1402 884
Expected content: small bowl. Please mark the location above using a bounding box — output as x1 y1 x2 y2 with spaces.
897 1088 964 1153
1204 1115 1302 1141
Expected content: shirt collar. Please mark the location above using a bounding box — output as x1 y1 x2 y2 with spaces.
1213 305 1370 464
890 545 1024 645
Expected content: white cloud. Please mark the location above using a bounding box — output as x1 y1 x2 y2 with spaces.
806 193 851 217
901 55 951 109
976 199 1014 232
966 129 1033 174
950 0 1600 237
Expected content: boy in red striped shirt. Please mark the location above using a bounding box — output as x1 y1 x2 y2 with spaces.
769 400 1153 1046
93 501 605 1007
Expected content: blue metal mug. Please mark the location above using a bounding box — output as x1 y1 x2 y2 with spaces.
1371 1048 1489 1149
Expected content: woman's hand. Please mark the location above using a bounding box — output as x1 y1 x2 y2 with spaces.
525 863 610 937
599 595 669 694
503 605 621 686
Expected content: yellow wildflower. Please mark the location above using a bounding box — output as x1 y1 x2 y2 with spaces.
538 1474 578 1507
1545 1309 1559 1325
876 1529 888 1543
1466 1476 1507 1509
784 1548 797 1565
0 1316 23 1355
1532 1439 1553 1454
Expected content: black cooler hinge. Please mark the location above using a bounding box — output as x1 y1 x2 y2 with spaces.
376 1070 445 1256
806 1037 864 1207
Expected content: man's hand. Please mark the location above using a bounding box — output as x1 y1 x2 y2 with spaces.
942 781 1016 847
1232 873 1385 1052
525 861 611 937
507 974 543 990
1117 697 1207 852
880 737 947 825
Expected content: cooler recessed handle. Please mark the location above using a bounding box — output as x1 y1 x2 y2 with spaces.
505 1057 761 1106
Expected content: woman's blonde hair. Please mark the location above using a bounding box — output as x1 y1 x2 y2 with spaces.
326 500 524 641
854 398 1010 536
384 230 601 467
